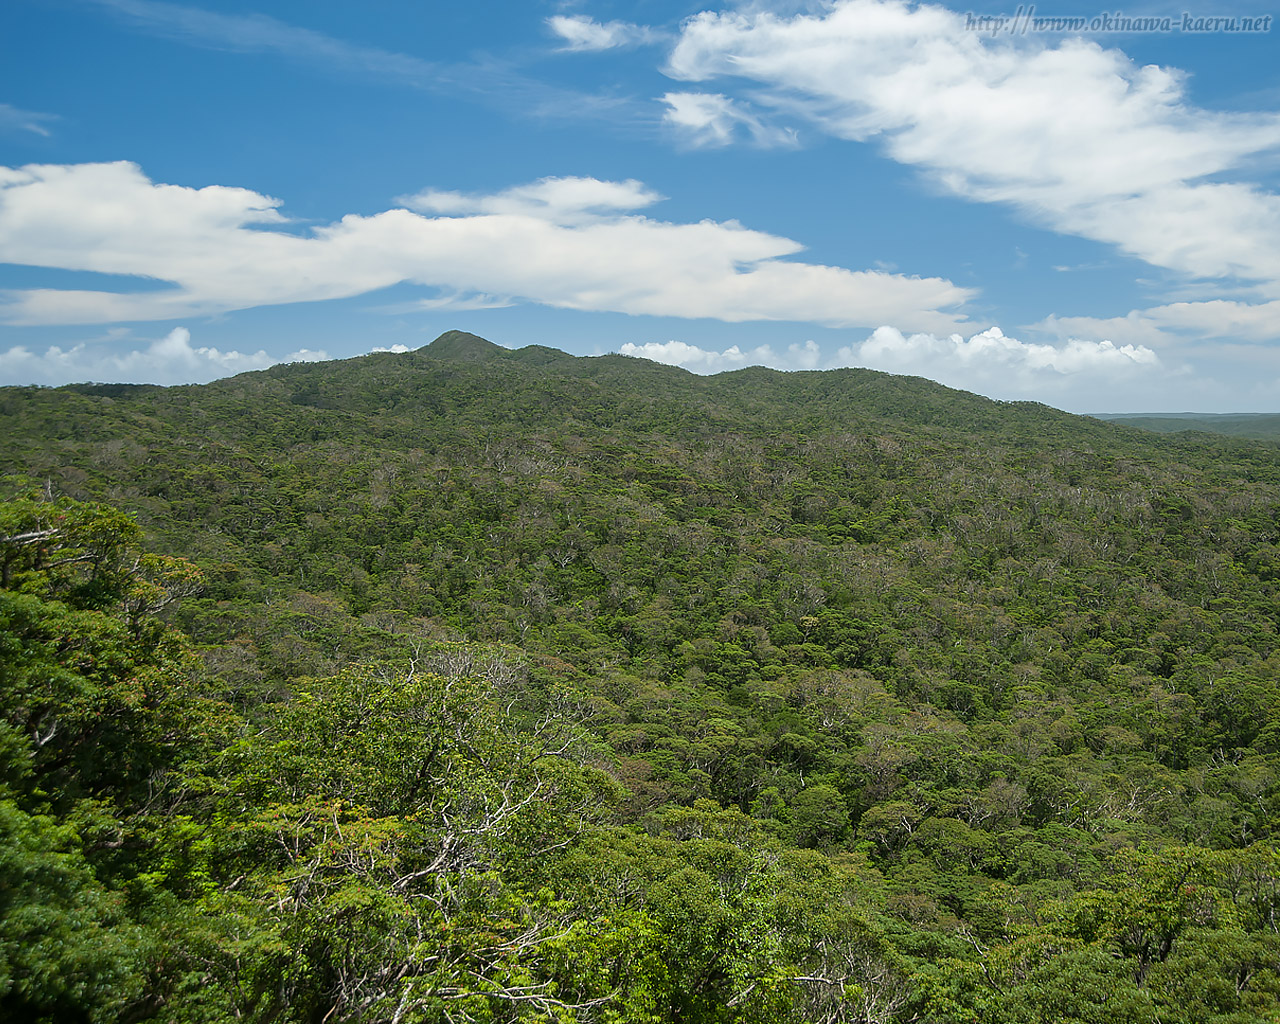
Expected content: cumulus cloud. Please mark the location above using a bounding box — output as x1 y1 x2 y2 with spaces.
665 0 1280 291
620 338 822 372
618 325 1274 411
547 14 658 51
849 324 1157 373
624 325 1159 382
835 325 1168 405
0 162 972 333
0 327 327 386
661 92 797 147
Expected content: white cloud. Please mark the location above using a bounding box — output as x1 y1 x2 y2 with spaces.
1035 311 1173 348
1150 299 1280 341
0 161 972 333
379 292 515 314
666 0 1280 291
834 324 1165 404
402 176 664 221
547 14 658 52
661 92 797 148
370 343 411 353
620 325 1181 408
0 327 327 386
850 324 1157 373
1037 298 1280 346
620 338 822 372
0 103 57 138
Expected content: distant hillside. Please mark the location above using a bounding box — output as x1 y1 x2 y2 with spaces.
4 328 1153 447
1103 411 1280 440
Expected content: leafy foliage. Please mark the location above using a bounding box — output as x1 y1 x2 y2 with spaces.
3 335 1280 1021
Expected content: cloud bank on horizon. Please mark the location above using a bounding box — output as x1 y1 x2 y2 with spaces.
0 326 327 387
1 0 1278 410
621 326 1186 410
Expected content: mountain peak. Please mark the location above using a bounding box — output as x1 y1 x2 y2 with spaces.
421 331 504 361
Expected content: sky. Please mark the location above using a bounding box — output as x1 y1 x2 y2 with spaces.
1 0 1279 412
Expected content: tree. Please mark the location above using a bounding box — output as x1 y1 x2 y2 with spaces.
0 488 212 805
0 490 224 1023
791 785 851 850
0 737 144 1023
184 667 626 1022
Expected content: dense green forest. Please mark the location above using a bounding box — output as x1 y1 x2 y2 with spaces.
1102 413 1280 441
2 330 1280 1022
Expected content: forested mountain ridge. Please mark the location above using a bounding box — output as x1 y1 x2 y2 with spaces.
2 332 1280 1022
8 328 1121 444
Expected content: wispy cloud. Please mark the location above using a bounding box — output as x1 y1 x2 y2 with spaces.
377 292 515 315
0 162 972 332
86 0 638 123
665 0 1280 293
89 0 444 84
547 14 660 52
661 92 797 148
402 176 664 221
0 103 59 138
1036 298 1280 346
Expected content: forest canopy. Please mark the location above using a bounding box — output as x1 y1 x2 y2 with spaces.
1 332 1279 1022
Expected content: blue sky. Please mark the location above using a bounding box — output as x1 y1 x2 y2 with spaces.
2 0 1279 412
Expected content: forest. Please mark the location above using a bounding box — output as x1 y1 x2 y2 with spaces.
1 329 1279 1023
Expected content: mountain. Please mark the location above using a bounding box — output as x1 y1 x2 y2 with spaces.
2 329 1130 447
420 328 507 361
3 332 1280 1023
